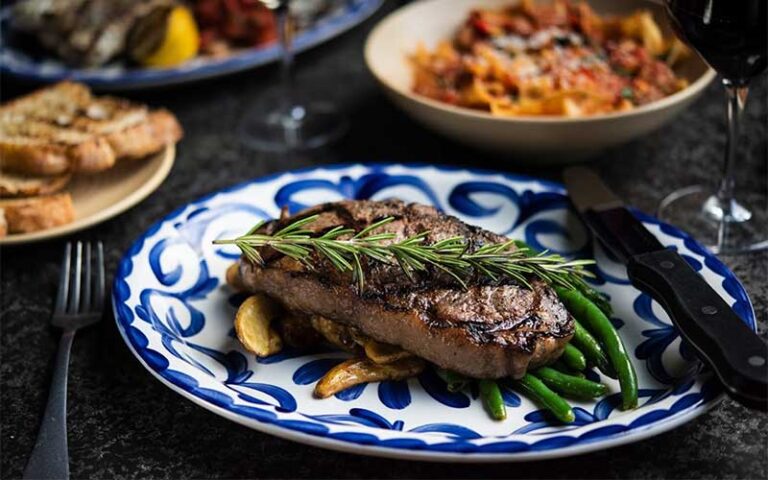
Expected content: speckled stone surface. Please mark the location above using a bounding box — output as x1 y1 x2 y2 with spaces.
1 3 766 478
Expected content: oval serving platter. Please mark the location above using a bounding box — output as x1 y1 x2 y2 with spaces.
0 0 382 90
113 163 755 462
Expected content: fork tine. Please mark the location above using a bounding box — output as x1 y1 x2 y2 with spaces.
81 242 92 312
67 241 83 314
54 243 72 314
95 242 105 311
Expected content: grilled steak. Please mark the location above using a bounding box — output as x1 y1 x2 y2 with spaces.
238 200 573 379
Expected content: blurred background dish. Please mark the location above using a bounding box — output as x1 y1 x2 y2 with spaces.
0 0 383 90
238 0 350 153
365 0 716 161
0 82 181 244
0 144 175 245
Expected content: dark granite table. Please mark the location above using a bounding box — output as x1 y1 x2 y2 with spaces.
2 3 767 478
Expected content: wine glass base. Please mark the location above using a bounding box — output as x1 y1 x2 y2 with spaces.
239 97 348 152
658 185 768 255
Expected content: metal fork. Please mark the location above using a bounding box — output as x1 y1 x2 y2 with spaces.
23 241 105 480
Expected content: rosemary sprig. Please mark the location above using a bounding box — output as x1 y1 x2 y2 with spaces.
213 214 595 291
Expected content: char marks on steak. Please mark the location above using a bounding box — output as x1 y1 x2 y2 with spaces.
239 200 573 379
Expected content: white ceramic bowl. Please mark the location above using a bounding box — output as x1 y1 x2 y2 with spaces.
364 0 716 162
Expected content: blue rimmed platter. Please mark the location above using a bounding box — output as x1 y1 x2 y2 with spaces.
112 163 755 462
0 0 382 90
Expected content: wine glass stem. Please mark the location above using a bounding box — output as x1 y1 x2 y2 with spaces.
275 2 302 146
277 3 295 109
704 80 751 249
717 80 748 214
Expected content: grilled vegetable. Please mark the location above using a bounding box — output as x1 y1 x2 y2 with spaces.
554 286 638 410
313 357 425 399
225 263 244 291
234 294 282 357
479 380 507 420
516 374 575 423
534 366 607 399
311 316 359 353
362 339 413 365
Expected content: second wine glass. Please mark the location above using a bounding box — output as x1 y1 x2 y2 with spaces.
239 0 348 152
657 0 767 254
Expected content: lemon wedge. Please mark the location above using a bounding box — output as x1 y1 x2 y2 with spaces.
138 6 199 68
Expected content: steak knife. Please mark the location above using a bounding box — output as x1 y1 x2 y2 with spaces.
563 166 767 410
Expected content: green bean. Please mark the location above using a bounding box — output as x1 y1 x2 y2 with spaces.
551 360 586 378
534 367 608 399
479 380 507 420
554 286 638 410
516 374 575 423
445 371 470 392
436 369 470 392
572 320 616 378
561 343 587 371
511 239 611 375
576 284 613 317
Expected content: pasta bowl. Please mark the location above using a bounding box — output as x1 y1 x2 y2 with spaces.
364 0 716 162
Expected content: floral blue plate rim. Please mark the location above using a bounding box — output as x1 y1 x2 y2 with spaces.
112 162 755 462
0 0 383 90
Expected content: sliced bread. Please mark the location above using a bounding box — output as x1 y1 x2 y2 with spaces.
0 82 183 176
0 193 75 236
0 171 72 198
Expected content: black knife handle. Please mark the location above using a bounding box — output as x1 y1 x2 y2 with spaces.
628 249 768 410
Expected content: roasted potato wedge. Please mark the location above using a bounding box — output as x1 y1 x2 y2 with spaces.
225 262 245 291
313 357 425 399
234 294 282 357
265 328 282 355
311 316 359 353
309 316 411 363
363 339 413 365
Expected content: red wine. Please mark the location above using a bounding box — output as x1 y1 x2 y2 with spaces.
665 0 767 83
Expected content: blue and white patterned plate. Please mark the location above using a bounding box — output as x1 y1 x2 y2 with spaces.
113 164 755 462
0 0 382 90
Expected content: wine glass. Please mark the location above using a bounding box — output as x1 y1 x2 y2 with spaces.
657 0 767 254
239 0 348 152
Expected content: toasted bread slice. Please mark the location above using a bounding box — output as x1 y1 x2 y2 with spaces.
0 82 182 175
0 193 75 236
0 171 72 198
105 109 183 160
0 118 116 174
